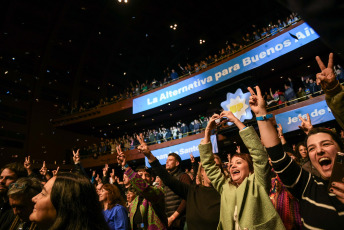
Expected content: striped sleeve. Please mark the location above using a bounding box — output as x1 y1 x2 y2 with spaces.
266 143 310 200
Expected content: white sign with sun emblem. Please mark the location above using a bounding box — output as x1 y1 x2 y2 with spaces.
220 88 253 125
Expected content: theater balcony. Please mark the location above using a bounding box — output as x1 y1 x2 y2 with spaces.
50 20 336 168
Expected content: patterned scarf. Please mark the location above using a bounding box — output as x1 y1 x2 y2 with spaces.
129 196 167 230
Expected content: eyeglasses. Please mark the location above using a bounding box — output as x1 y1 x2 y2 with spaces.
9 183 27 190
8 182 42 193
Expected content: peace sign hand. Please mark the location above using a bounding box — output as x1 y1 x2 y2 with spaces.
315 53 337 91
24 156 32 170
40 161 47 176
116 145 123 155
247 86 267 117
117 153 126 167
136 133 151 156
298 113 313 135
73 149 80 164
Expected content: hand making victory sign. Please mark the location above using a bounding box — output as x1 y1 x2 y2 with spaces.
73 149 80 164
39 161 47 176
247 86 267 117
315 53 337 91
116 145 126 167
136 133 156 163
298 113 313 135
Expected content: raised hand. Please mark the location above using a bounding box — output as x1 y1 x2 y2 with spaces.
136 133 151 156
116 145 126 167
24 156 32 170
220 110 238 123
190 153 195 164
206 114 220 131
103 164 109 176
277 124 283 137
73 149 80 164
315 53 337 90
227 154 231 163
116 145 123 155
247 86 267 116
52 167 59 176
39 161 47 176
236 146 241 154
110 169 115 180
92 170 96 178
95 174 101 183
298 113 313 135
201 114 220 144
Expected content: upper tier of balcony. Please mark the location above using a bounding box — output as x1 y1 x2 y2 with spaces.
53 20 307 128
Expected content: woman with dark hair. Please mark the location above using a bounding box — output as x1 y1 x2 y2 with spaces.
295 142 321 177
29 172 110 230
248 85 344 229
199 111 285 230
99 184 128 230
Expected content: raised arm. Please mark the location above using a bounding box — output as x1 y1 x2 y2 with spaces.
136 134 190 200
315 53 344 129
247 86 308 199
199 114 226 194
277 124 294 154
72 149 88 178
221 110 271 192
116 145 164 204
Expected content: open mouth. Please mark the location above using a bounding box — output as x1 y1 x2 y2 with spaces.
318 157 332 169
232 170 240 175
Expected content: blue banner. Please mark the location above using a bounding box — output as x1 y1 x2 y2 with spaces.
133 22 319 114
146 135 218 167
275 100 335 133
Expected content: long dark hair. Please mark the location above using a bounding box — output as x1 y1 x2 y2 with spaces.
294 142 307 161
102 184 126 209
49 172 109 230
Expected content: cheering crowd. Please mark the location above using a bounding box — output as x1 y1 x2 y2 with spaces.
1 53 343 229
61 13 302 115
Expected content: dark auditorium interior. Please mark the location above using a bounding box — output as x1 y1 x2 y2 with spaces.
0 0 343 174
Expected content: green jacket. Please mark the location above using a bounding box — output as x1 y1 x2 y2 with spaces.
325 82 344 130
199 127 285 230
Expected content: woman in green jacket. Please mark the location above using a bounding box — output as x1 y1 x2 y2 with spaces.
199 111 285 230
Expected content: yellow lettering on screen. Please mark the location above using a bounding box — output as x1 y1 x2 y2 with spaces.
229 103 243 113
